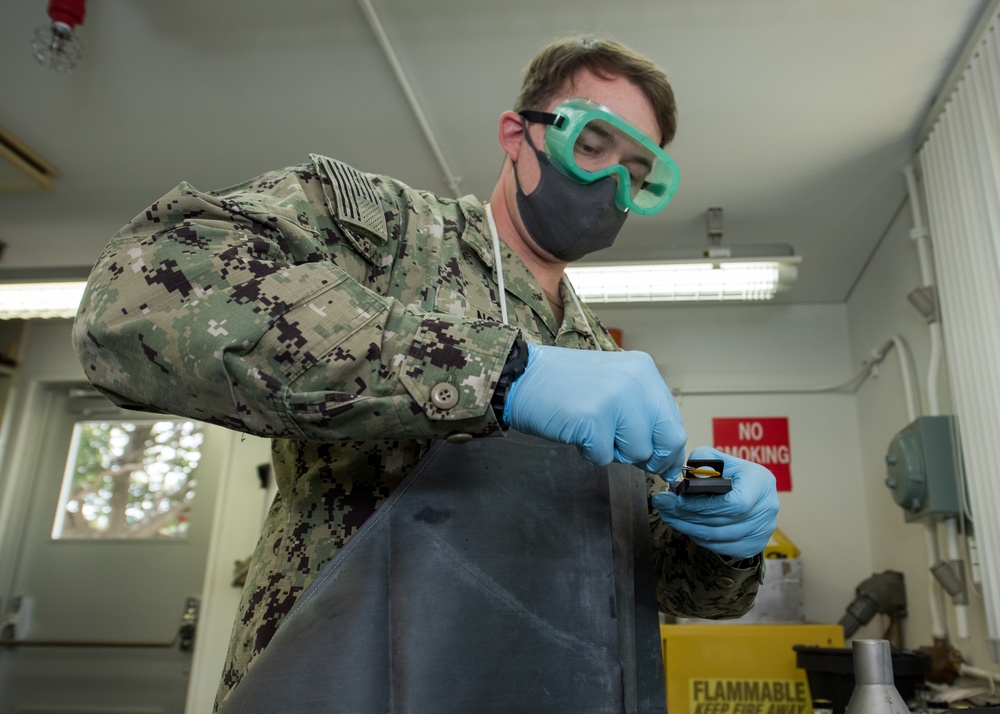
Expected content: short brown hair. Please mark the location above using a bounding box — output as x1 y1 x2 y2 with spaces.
515 36 677 147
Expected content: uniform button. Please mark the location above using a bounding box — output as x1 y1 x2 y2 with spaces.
718 577 735 587
430 382 459 410
446 433 474 444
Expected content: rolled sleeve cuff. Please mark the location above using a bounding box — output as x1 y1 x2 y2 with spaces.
398 315 520 422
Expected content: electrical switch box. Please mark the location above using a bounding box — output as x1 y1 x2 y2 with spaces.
884 415 962 522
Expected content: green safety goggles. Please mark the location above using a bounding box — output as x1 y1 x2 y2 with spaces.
519 97 680 216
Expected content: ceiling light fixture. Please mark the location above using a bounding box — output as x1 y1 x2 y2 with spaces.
0 269 89 320
566 206 801 303
32 0 86 72
566 257 801 303
0 281 87 319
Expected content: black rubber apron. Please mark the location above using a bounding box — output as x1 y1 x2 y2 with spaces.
219 430 666 714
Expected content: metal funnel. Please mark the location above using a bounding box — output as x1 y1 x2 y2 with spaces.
845 640 910 714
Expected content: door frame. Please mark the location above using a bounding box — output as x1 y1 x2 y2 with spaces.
0 376 61 618
0 320 274 713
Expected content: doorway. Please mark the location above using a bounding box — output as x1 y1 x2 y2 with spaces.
0 382 226 713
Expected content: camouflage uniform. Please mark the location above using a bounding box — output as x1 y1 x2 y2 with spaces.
72 155 763 709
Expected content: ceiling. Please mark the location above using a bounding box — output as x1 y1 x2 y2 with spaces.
0 0 990 304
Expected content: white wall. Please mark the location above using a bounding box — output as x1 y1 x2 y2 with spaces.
593 301 872 625
847 195 997 669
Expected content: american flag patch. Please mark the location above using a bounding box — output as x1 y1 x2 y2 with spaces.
314 156 388 241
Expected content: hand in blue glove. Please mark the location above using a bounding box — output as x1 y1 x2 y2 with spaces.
504 343 687 477
650 446 779 560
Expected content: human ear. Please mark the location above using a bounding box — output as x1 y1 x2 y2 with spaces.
497 111 527 162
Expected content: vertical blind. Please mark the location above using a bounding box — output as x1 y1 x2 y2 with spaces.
919 8 1000 662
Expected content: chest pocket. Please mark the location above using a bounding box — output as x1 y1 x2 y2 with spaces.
434 286 500 322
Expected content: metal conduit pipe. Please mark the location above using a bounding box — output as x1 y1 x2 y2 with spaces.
924 523 950 642
891 335 921 423
877 331 953 644
673 336 913 398
946 517 971 638
904 165 945 417
357 0 464 198
904 163 966 641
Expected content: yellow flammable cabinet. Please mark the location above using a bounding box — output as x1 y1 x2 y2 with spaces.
661 623 844 714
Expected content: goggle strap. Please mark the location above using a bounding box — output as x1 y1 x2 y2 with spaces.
517 110 565 129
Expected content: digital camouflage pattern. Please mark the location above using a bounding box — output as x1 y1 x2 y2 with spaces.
72 155 763 710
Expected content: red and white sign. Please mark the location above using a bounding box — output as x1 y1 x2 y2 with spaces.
713 417 792 491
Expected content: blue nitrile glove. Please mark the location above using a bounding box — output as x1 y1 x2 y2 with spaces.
650 446 779 560
503 343 687 477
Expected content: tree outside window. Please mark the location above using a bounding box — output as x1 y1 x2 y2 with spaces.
52 420 204 540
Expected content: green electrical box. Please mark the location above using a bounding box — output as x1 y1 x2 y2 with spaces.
884 415 962 522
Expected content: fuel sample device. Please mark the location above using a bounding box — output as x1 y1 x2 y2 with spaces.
668 459 732 496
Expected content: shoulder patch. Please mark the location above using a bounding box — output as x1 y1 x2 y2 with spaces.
311 155 389 243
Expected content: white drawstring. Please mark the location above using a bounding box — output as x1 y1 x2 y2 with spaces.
484 203 600 350
485 203 509 326
566 282 601 351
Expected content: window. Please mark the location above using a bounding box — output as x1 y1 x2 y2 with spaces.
51 420 205 540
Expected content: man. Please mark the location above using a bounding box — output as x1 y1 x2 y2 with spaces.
74 36 778 712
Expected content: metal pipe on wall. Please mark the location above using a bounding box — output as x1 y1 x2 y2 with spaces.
903 165 953 643
357 0 464 198
903 165 944 417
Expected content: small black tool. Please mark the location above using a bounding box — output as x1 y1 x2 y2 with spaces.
668 458 732 496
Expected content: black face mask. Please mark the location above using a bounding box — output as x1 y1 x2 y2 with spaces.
514 131 628 262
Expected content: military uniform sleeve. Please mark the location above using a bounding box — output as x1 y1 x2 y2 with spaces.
648 510 765 618
72 160 519 442
645 473 764 618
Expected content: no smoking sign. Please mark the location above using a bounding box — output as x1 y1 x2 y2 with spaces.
712 417 792 492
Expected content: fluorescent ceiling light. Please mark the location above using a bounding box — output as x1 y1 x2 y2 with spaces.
0 255 798 320
566 257 801 303
0 281 87 319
